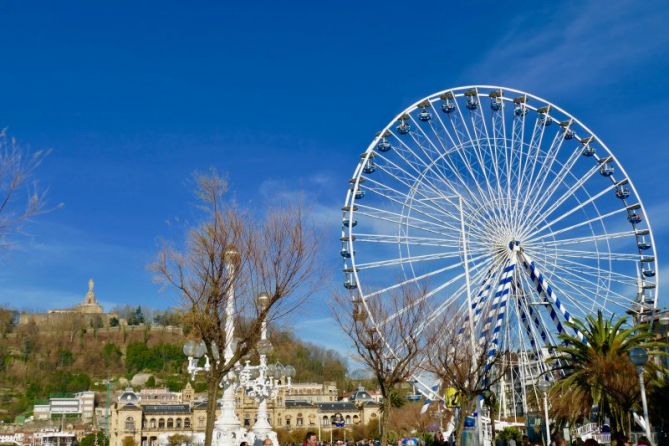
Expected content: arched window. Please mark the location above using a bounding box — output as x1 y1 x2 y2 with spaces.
176 418 182 429
322 416 329 426
198 416 205 428
167 418 174 429
158 418 165 429
308 414 316 426
285 415 291 427
297 413 303 426
150 419 156 429
184 418 191 429
353 415 360 424
125 417 135 431
345 415 351 425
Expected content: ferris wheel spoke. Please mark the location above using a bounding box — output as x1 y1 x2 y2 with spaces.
446 98 504 217
355 249 481 271
537 260 638 311
355 203 465 238
409 255 497 335
532 230 637 248
529 161 604 236
523 129 570 221
523 143 584 223
377 270 472 329
515 113 547 216
539 265 629 316
409 114 500 220
362 251 489 300
368 157 478 219
522 131 567 222
488 103 509 225
534 253 640 290
464 96 504 223
429 98 502 216
531 206 627 242
471 92 512 227
527 175 617 238
359 183 465 233
378 134 490 216
354 233 462 248
536 247 640 262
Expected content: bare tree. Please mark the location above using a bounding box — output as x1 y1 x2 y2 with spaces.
332 288 429 446
424 316 510 446
0 131 50 247
152 171 319 446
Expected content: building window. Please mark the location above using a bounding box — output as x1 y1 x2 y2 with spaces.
184 418 191 429
285 415 291 427
159 418 165 429
150 419 156 429
244 414 251 427
345 415 351 425
198 417 205 428
176 418 182 429
167 418 174 429
309 414 316 426
353 415 360 424
322 416 329 426
125 417 135 431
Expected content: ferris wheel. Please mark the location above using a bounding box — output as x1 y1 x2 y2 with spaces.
340 85 658 416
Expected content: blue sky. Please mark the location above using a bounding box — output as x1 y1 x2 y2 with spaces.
0 0 668 357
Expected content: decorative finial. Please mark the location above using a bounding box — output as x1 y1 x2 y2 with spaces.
88 278 95 292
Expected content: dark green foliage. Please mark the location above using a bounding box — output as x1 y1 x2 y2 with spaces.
80 431 108 446
268 330 348 388
497 428 522 443
145 376 156 387
153 310 182 327
125 342 183 374
164 375 186 392
127 306 145 326
57 349 74 367
48 371 92 394
102 343 123 367
109 317 120 327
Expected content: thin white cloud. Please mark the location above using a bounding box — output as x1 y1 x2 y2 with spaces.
465 0 669 95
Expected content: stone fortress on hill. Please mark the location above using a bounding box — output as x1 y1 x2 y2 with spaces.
18 278 119 327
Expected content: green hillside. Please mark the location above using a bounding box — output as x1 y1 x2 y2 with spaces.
0 309 350 423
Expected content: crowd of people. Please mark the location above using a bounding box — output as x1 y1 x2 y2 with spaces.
246 431 655 446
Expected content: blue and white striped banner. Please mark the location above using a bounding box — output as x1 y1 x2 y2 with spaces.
458 269 494 338
419 383 440 415
479 257 517 359
519 252 586 343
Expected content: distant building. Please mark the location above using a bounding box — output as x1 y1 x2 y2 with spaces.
32 392 96 421
19 279 118 328
109 384 380 446
31 429 77 446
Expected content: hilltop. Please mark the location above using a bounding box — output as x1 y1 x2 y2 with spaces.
0 307 350 423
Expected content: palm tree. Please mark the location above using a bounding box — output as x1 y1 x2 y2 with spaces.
548 311 666 438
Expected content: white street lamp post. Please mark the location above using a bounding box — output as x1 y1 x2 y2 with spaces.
629 347 652 442
537 380 551 446
236 292 295 446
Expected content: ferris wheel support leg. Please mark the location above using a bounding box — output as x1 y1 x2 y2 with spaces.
458 269 494 338
518 251 586 343
480 258 517 361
